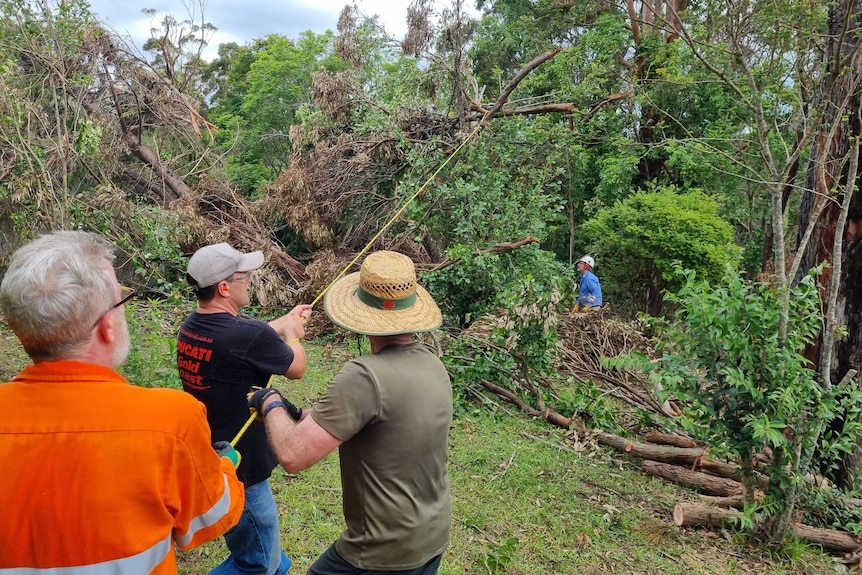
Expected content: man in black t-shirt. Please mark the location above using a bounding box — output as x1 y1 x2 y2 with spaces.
177 243 312 575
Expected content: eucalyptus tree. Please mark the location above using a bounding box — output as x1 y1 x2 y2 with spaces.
0 0 309 294
203 31 345 195
0 0 98 232
791 0 862 489
619 0 862 542
141 6 215 97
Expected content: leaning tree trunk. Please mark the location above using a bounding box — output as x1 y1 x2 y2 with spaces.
794 0 862 489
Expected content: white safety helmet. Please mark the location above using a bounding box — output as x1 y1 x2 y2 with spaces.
578 255 595 268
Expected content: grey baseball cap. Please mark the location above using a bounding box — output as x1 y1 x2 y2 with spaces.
187 243 264 288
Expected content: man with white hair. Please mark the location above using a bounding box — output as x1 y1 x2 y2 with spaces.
0 230 244 574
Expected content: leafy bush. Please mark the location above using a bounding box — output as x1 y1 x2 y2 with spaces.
581 185 739 315
426 245 573 330
606 265 862 542
70 201 189 302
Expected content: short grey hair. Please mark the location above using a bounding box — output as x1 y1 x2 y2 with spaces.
0 230 116 362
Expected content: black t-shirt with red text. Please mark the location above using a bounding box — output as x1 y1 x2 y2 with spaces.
177 310 293 486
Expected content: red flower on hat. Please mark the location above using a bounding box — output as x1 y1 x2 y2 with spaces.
383 300 395 309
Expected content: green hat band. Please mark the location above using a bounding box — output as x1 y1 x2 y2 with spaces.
357 286 417 310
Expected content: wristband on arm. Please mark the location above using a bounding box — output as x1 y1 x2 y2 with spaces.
263 398 303 421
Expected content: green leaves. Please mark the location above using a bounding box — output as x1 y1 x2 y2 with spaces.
582 185 739 314
746 414 787 448
607 263 862 540
204 31 343 194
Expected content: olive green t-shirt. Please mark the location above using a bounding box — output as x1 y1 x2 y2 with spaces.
311 342 452 570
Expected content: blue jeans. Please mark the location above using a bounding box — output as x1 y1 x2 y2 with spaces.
210 479 292 575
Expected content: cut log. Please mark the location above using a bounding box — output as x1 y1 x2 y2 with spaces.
696 458 741 479
697 458 742 481
696 459 770 490
592 431 705 465
699 494 746 509
673 501 740 527
699 489 765 509
645 432 706 448
674 502 862 553
643 460 743 496
594 431 771 490
789 523 862 553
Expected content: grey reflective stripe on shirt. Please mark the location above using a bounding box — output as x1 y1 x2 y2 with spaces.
175 474 233 548
1 474 233 574
0 534 171 574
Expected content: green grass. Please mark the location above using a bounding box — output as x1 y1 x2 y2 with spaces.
0 300 844 574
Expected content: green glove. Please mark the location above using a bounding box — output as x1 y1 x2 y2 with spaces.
214 440 241 468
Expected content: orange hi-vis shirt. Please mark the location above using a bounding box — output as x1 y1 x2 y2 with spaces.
0 360 245 574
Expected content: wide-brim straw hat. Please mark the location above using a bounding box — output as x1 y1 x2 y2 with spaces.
324 251 442 336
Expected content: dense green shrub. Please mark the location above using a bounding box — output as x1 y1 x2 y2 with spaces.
426 245 572 329
607 265 862 542
581 186 739 315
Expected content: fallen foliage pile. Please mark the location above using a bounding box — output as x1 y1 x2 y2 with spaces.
458 305 675 432
557 308 678 417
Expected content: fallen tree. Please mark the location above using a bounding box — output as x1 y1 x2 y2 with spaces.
673 502 862 553
642 460 743 497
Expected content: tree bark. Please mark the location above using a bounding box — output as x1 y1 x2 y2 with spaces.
696 459 770 490
674 502 862 552
673 501 740 528
644 431 705 448
698 494 747 509
793 0 862 489
643 460 743 496
593 432 706 465
477 380 573 429
789 523 862 553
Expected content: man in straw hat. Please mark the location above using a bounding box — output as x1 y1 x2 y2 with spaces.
249 250 452 575
179 242 313 575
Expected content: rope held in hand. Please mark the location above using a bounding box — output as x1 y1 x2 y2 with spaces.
231 112 494 447
230 374 275 447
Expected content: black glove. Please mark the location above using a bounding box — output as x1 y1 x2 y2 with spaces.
247 387 284 421
214 440 241 468
247 386 303 422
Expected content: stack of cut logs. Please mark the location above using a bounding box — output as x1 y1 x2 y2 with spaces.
589 429 862 554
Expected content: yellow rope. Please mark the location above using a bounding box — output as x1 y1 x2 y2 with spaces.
232 114 491 446
309 115 490 307
231 374 275 447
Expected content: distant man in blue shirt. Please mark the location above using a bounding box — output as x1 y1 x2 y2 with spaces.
573 255 602 312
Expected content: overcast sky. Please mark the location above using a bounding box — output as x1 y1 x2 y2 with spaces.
87 0 477 61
